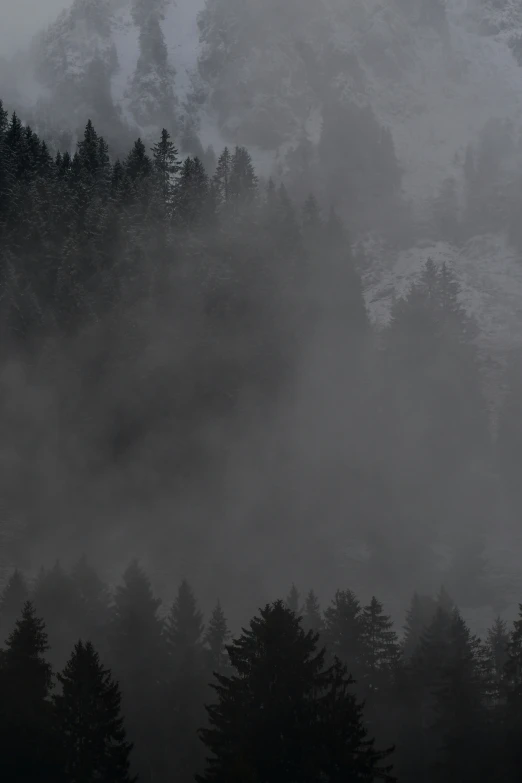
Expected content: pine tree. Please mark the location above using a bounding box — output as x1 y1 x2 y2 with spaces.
323 588 365 685
486 616 509 694
54 640 136 782
76 119 101 174
213 147 232 208
176 156 209 227
430 609 491 782
109 560 167 781
125 138 153 182
0 602 58 781
285 583 301 614
229 146 257 203
165 579 206 782
360 597 401 695
0 568 28 644
301 589 324 635
386 260 491 559
504 603 522 724
165 578 205 666
152 127 180 211
402 592 437 659
197 600 395 782
204 601 231 675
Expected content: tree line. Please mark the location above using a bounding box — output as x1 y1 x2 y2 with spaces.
1 560 522 781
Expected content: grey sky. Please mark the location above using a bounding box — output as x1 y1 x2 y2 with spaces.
0 0 71 58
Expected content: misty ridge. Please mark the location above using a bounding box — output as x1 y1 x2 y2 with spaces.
3 0 522 779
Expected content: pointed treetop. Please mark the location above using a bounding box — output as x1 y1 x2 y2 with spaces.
285 584 301 615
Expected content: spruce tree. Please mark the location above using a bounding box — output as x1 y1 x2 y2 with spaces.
165 578 204 666
54 640 136 783
0 602 57 781
204 601 231 675
360 596 401 695
176 156 209 227
0 568 28 644
430 609 491 782
109 560 167 781
165 578 207 782
502 604 522 777
152 127 180 211
213 147 232 207
285 583 301 615
229 146 257 201
402 592 437 659
323 588 365 685
301 589 324 636
486 616 509 694
197 600 395 782
125 138 153 182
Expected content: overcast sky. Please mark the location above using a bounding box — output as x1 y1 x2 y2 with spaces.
0 0 71 58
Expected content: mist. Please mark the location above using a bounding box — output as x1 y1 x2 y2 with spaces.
0 0 72 57
2 2 522 780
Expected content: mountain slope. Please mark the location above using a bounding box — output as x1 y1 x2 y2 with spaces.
4 0 522 351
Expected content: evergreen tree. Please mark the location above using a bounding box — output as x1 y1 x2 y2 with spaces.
360 597 401 695
386 260 491 561
229 146 257 204
152 127 180 211
430 609 491 782
402 592 437 659
204 600 231 675
165 579 206 782
301 589 324 636
0 602 58 781
198 600 395 782
125 138 153 182
285 583 301 614
109 560 167 781
486 616 509 694
0 568 28 644
323 588 365 685
502 604 522 777
54 640 136 783
176 156 209 227
165 578 205 666
213 147 232 208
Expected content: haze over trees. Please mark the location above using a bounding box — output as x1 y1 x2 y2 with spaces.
4 0 522 778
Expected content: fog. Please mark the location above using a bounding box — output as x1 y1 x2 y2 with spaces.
0 0 72 57
1 0 522 631
4 1 522 781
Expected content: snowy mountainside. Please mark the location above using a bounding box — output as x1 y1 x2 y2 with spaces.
14 0 522 194
7 0 522 354
363 233 522 353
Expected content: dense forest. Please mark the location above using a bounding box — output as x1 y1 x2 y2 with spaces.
1 96 520 611
1 559 522 782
